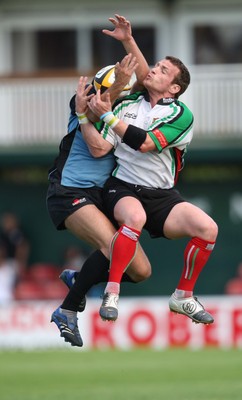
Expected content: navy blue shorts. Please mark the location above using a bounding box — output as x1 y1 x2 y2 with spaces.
46 182 104 230
103 177 185 238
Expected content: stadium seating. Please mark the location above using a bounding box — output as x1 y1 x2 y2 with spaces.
14 263 68 300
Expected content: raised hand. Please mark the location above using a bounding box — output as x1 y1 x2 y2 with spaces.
75 76 94 114
114 53 138 88
88 89 112 118
102 14 132 42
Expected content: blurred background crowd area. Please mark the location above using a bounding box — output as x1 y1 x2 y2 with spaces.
0 0 242 303
0 210 102 304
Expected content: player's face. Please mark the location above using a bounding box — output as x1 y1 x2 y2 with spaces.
143 59 180 96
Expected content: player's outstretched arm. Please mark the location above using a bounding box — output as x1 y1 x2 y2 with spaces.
103 14 150 89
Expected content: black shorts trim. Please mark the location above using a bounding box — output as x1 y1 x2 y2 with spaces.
46 182 104 230
103 177 185 238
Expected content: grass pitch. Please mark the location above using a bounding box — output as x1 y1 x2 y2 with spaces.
0 348 241 400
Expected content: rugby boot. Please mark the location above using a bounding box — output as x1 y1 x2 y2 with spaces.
51 306 83 347
99 292 119 321
169 293 214 324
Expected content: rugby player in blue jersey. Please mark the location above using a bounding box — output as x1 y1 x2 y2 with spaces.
48 50 151 346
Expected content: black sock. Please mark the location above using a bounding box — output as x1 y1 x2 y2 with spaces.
61 249 136 311
61 250 108 311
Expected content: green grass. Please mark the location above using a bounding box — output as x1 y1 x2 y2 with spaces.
0 348 241 400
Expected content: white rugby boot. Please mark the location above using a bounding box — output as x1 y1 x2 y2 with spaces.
169 293 214 324
99 292 119 321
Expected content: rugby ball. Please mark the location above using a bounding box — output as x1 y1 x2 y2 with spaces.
93 64 135 94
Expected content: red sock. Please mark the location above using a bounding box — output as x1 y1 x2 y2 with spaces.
108 224 141 285
177 237 215 292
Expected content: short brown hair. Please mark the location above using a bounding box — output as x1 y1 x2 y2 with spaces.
165 56 190 98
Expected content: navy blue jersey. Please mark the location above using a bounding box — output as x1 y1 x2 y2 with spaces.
48 95 116 189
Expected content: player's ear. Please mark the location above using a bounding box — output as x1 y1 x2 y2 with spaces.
170 83 181 96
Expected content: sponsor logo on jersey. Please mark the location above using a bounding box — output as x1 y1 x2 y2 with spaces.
72 197 87 206
162 97 174 104
124 112 137 119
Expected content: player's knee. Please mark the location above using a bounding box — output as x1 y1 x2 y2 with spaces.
124 212 146 230
205 219 218 242
133 263 152 282
198 218 218 243
212 220 218 239
141 267 152 281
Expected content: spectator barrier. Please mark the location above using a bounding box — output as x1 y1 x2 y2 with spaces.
0 296 242 349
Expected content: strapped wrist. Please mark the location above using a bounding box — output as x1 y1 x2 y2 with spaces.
76 112 89 125
100 111 113 120
102 112 119 129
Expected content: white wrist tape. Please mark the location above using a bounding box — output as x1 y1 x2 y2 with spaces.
102 112 119 129
76 112 89 124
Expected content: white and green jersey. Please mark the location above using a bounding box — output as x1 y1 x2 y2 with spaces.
101 91 194 189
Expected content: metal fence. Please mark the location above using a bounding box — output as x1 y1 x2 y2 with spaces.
0 64 242 148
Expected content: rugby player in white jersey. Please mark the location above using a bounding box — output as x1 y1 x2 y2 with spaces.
80 15 218 325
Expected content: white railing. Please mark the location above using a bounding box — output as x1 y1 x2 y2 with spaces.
0 77 77 147
0 64 242 149
185 64 242 145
